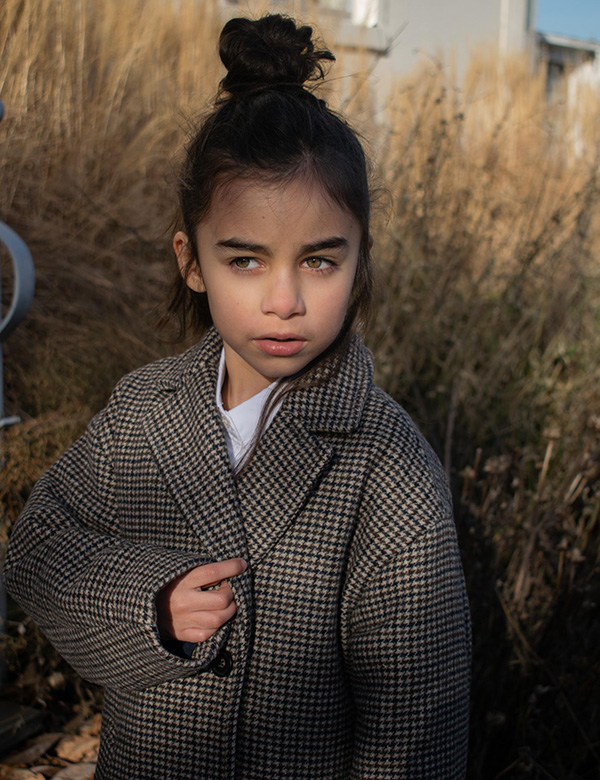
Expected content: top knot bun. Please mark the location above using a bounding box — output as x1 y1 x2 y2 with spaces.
219 14 335 98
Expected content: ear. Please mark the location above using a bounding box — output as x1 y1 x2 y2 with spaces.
368 234 374 250
173 231 206 293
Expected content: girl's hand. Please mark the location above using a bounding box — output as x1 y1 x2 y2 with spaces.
156 558 247 643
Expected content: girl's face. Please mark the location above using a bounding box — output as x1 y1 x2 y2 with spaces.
173 176 360 408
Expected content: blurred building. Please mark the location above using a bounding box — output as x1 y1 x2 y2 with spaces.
221 0 536 97
321 0 537 79
537 32 600 99
221 0 599 102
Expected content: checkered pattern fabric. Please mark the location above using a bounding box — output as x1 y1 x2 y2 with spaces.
4 328 471 779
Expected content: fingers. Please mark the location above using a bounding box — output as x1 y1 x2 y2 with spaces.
183 558 248 590
176 598 239 643
156 558 248 643
170 581 235 614
190 582 236 610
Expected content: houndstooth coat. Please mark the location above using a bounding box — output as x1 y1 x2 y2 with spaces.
4 328 471 779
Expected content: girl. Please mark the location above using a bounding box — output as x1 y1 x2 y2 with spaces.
3 14 471 780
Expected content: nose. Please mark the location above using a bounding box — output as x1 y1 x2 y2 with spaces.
261 269 306 319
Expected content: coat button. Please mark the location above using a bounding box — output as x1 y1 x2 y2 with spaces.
212 649 233 678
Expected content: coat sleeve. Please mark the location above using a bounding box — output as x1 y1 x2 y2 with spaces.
343 406 471 780
2 400 231 692
346 515 471 779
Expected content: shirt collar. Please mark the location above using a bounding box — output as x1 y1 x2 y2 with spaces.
215 348 281 466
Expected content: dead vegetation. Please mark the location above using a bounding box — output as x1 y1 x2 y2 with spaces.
0 713 100 779
1 1 599 778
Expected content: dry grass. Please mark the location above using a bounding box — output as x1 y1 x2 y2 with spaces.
1 1 600 777
368 53 600 779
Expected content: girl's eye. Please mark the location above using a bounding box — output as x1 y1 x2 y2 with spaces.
304 257 333 270
232 257 258 270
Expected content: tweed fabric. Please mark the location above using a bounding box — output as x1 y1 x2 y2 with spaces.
4 328 471 779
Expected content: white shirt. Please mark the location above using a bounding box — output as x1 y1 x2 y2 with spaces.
215 349 282 468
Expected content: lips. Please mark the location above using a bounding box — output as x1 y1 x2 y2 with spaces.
254 335 307 357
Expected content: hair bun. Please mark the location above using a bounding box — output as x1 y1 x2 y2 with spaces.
219 14 335 97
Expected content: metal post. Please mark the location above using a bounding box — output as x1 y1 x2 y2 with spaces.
0 98 36 695
0 221 35 431
0 97 36 452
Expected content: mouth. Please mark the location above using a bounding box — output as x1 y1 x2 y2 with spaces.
254 335 308 357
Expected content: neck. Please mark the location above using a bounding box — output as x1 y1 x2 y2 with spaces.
221 355 273 410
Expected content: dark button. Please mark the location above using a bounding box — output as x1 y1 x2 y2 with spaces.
211 649 233 678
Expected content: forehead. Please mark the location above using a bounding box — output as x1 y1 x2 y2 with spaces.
198 175 360 241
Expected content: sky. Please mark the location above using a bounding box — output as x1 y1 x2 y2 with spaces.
536 0 600 43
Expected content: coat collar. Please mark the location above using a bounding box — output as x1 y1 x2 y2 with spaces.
144 327 374 567
156 327 374 435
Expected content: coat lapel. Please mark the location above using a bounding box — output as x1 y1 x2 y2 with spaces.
142 330 374 569
143 332 249 563
236 334 375 566
235 416 334 566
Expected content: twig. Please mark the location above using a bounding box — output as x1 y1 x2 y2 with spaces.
537 438 554 499
340 23 408 113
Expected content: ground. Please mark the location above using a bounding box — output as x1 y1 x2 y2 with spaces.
0 714 100 780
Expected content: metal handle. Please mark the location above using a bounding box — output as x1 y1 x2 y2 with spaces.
0 221 35 342
0 98 35 436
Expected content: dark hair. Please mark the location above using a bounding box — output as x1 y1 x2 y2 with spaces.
167 13 373 339
165 13 374 472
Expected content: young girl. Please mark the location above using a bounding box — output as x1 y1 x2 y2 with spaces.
3 14 471 780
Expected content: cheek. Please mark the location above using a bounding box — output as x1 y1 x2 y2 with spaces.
206 288 252 326
313 286 353 339
327 278 355 316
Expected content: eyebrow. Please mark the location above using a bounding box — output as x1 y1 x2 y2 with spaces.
216 236 350 256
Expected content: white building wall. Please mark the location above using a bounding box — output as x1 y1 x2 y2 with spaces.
504 0 537 53
383 0 500 75
376 0 539 79
220 0 538 100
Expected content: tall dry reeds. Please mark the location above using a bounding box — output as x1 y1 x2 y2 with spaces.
1 1 600 777
1 0 221 485
368 53 600 779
